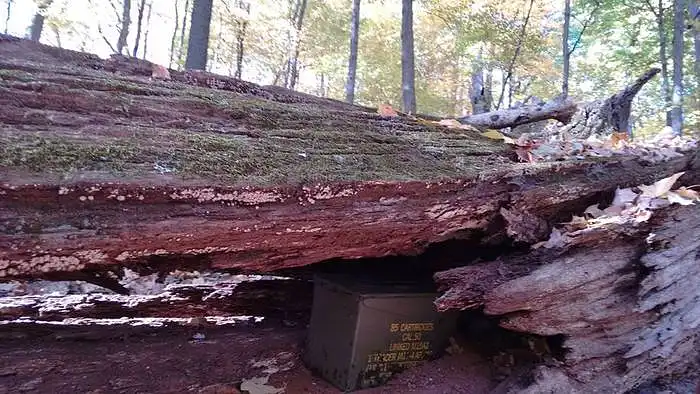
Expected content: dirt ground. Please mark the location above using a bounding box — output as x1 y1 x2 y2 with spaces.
0 323 499 394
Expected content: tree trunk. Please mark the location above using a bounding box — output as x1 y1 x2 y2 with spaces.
656 0 672 124
4 0 12 35
185 0 213 70
288 0 308 90
345 0 361 104
562 0 571 98
132 0 147 57
560 68 661 138
690 0 699 81
116 0 131 55
469 48 489 114
234 2 250 80
178 0 190 69
670 0 684 135
169 0 179 68
141 1 152 59
401 0 417 114
496 0 534 110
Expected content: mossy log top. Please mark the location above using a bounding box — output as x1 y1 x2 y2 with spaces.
0 36 698 279
0 35 506 186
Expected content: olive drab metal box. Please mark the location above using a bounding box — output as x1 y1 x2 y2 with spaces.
303 274 457 392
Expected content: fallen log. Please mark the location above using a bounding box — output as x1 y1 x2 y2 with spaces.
1 36 699 393
0 37 696 281
435 204 700 393
457 68 660 134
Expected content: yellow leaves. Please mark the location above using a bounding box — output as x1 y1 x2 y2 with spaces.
377 103 399 117
437 119 463 128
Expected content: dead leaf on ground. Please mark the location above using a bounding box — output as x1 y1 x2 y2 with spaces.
638 172 685 198
674 186 700 200
377 103 399 117
666 191 696 206
437 119 463 128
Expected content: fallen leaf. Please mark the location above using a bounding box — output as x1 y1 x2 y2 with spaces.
666 191 695 206
377 103 399 117
240 377 283 394
674 186 700 200
515 147 534 163
610 132 629 147
438 119 462 128
151 64 171 80
481 130 507 140
638 172 685 197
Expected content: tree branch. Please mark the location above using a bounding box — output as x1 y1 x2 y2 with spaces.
568 2 600 56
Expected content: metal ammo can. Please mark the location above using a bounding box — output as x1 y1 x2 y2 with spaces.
303 274 457 392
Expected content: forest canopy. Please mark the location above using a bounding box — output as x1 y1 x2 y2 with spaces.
2 0 698 137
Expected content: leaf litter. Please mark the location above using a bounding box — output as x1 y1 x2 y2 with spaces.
533 171 699 249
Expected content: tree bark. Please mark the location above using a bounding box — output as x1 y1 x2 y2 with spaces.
0 42 695 280
169 0 180 68
234 1 250 80
562 0 571 98
287 0 308 90
670 0 684 135
178 0 190 69
469 48 489 114
132 0 147 57
4 0 12 35
496 0 534 110
401 0 417 113
560 68 660 138
116 0 131 55
690 0 699 82
141 1 152 59
185 0 213 70
345 0 361 104
459 98 577 129
435 203 700 393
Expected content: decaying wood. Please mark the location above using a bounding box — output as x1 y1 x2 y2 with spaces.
561 68 662 138
435 204 700 393
0 279 312 323
0 37 697 284
458 98 578 130
457 68 659 134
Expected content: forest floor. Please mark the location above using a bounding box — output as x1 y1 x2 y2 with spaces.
0 323 496 394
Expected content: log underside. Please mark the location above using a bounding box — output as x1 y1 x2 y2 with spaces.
1 37 699 393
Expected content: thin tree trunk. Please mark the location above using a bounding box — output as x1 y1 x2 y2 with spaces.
132 0 147 57
670 0 684 135
142 1 152 59
51 24 61 48
4 0 12 35
234 2 250 79
179 0 191 68
345 0 361 104
562 0 571 98
691 0 699 79
288 0 308 90
401 0 417 114
469 47 489 114
169 0 180 68
496 0 535 109
485 66 494 110
185 0 213 70
116 0 132 55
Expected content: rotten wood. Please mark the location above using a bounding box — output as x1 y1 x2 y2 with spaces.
0 37 697 282
435 204 700 392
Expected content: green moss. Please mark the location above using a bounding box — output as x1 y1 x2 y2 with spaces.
0 69 35 82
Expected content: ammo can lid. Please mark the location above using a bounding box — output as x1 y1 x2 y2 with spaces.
314 273 438 298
